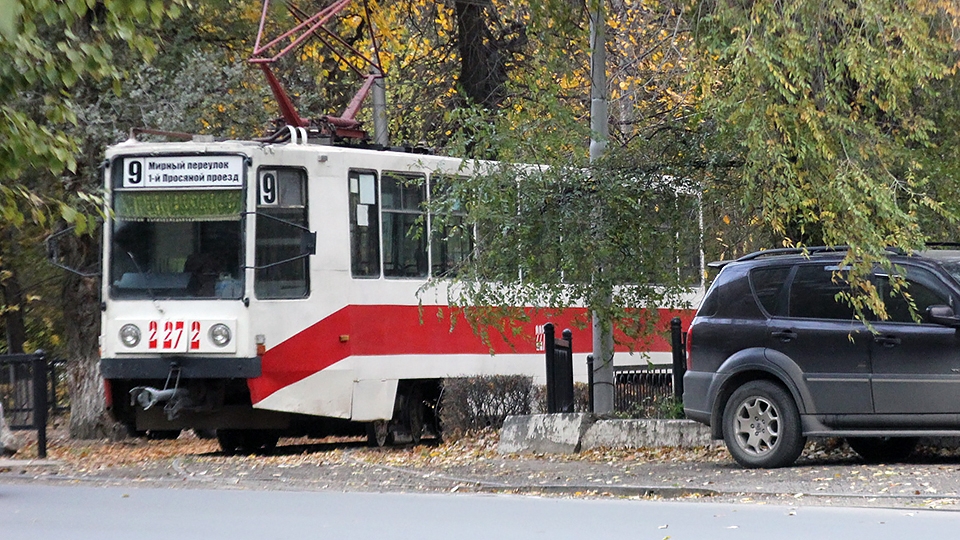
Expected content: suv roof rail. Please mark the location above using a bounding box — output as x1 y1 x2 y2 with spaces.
707 245 906 269
735 246 849 262
706 246 848 269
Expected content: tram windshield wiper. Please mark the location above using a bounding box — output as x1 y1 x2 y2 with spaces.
125 251 158 300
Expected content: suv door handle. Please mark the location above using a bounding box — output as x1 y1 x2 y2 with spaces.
874 335 901 347
771 329 798 342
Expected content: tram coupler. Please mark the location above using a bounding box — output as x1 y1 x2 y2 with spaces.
130 362 190 419
130 386 186 411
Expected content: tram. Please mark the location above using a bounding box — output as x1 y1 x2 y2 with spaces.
97 130 699 452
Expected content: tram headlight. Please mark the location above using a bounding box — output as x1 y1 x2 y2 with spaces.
119 324 141 348
209 324 231 347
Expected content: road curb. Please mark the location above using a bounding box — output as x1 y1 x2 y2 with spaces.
478 483 719 498
498 415 717 454
0 458 60 469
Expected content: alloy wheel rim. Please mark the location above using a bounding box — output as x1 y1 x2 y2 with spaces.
733 396 780 456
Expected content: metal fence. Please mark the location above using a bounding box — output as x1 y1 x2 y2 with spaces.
609 317 688 418
544 323 574 413
0 351 66 458
613 364 675 417
1 353 67 429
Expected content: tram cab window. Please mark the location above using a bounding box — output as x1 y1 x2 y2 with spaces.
349 170 381 277
382 172 427 278
255 168 309 299
109 190 243 300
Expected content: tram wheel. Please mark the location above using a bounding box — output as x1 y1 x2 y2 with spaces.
217 429 243 455
217 429 280 455
366 420 390 447
147 429 181 440
407 386 424 445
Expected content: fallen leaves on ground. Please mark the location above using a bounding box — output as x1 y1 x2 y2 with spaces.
12 425 734 473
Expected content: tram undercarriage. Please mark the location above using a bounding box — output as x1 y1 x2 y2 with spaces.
105 376 442 454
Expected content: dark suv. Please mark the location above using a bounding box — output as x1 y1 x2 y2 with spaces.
683 247 960 467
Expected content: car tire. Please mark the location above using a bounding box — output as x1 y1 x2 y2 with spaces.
847 437 917 463
723 380 806 468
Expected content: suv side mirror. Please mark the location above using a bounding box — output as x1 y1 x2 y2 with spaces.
926 305 960 327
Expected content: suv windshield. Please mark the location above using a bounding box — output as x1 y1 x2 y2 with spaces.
915 250 960 288
934 261 960 285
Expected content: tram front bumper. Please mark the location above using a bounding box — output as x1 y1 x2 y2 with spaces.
100 356 261 380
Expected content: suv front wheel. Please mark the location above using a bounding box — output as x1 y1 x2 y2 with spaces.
723 380 806 468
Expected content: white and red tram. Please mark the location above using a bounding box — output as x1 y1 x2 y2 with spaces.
99 133 700 451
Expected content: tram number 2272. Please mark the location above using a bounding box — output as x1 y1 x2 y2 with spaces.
147 320 202 351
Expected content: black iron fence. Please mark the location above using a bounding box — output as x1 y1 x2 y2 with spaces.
611 317 687 418
0 351 66 458
614 363 675 416
544 323 574 413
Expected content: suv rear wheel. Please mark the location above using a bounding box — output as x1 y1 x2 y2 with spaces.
723 380 806 468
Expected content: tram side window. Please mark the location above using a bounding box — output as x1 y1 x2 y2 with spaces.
349 170 381 277
382 172 427 278
430 175 472 277
255 168 309 299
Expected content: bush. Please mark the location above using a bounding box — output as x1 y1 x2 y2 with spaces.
440 375 534 438
531 382 592 414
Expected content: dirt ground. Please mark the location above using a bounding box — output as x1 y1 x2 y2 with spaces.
5 419 960 510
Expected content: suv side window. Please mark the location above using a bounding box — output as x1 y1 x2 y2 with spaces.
788 264 856 320
876 266 952 323
750 266 792 316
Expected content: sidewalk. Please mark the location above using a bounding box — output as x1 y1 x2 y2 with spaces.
3 426 960 509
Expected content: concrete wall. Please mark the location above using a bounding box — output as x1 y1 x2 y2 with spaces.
498 414 717 455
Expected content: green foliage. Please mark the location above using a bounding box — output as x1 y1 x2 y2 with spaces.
126 50 273 138
612 394 685 419
417 1 706 348
424 151 701 346
691 0 959 315
0 0 182 361
657 395 685 420
0 0 183 227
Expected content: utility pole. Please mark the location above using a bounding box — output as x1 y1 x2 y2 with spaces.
589 0 614 415
369 6 388 146
372 66 389 146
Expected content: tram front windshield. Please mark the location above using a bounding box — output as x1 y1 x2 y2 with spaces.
109 189 244 300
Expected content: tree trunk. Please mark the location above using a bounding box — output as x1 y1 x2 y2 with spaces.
455 1 508 109
60 232 125 440
0 234 33 427
0 401 20 455
0 232 28 355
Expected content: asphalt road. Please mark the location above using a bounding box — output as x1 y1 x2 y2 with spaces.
3 482 959 540
4 433 960 510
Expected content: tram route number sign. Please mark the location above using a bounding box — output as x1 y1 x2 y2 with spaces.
122 155 244 189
